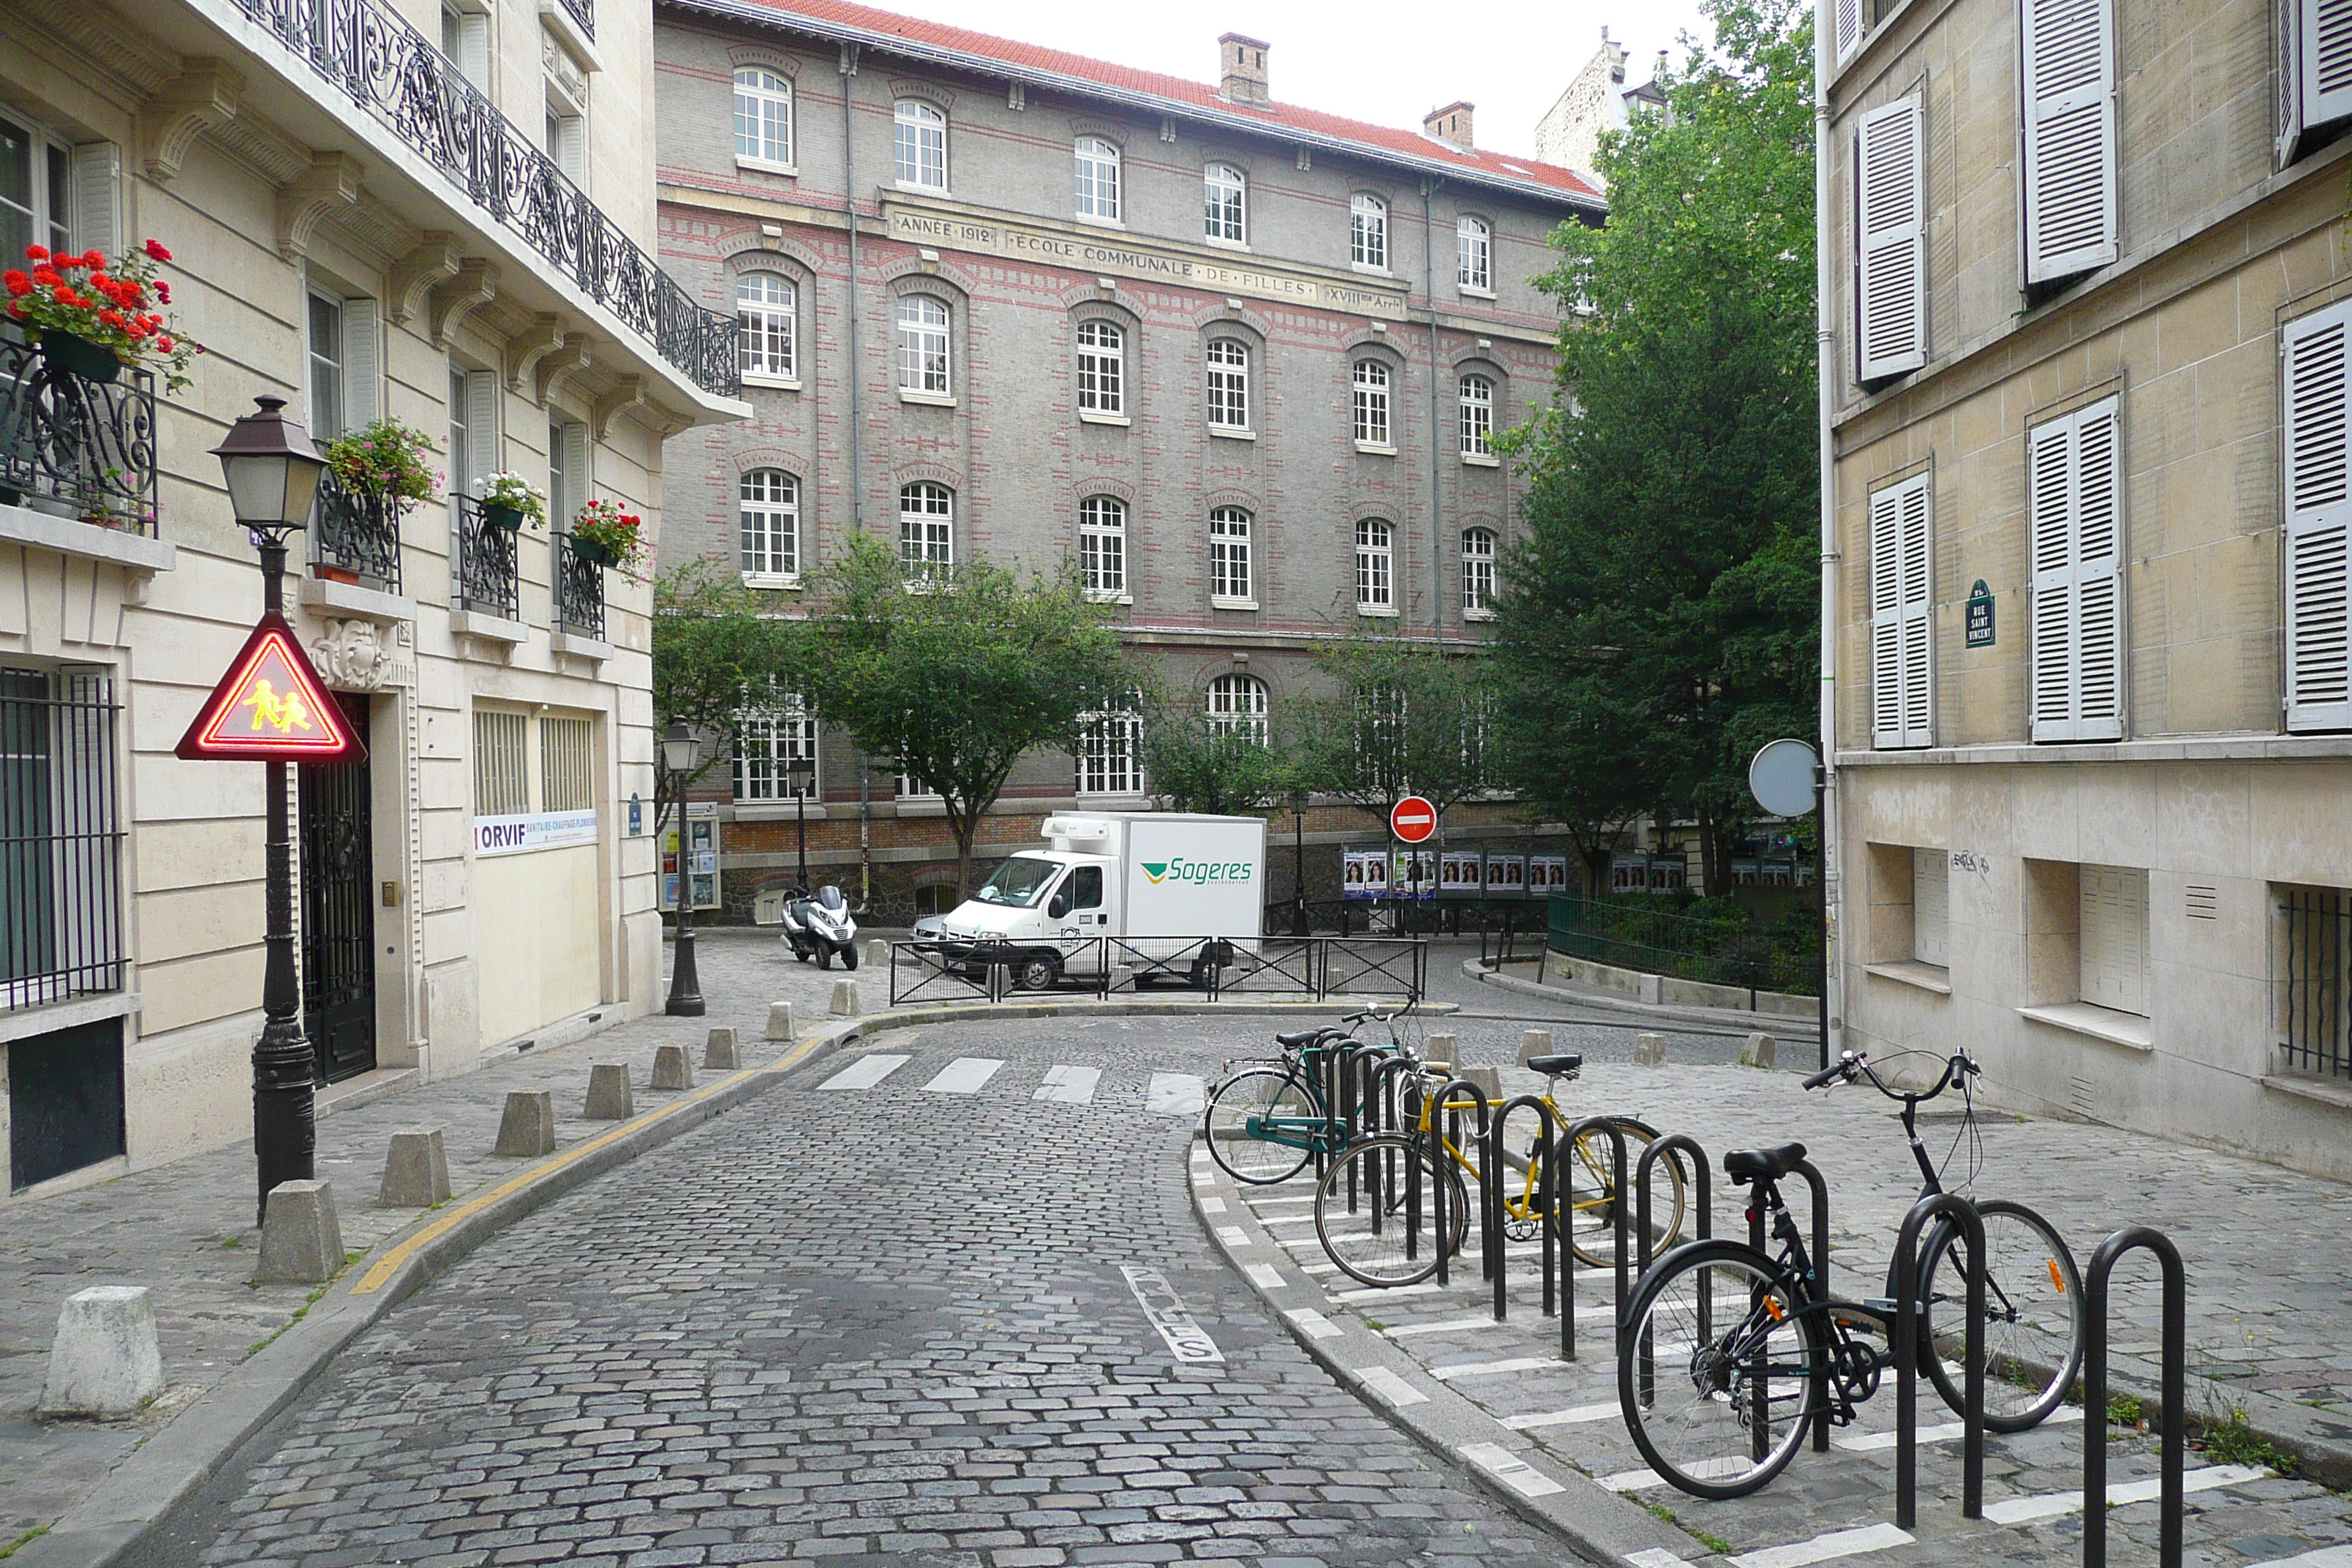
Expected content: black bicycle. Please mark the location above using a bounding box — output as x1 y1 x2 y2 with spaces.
1615 1048 2084 1499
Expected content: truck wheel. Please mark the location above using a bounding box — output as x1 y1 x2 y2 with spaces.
1013 955 1060 991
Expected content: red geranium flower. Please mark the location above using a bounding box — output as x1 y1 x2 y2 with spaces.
143 239 171 263
24 244 46 262
154 282 170 303
31 267 59 287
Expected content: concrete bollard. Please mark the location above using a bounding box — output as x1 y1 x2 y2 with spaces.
866 938 891 970
1520 1028 1555 1067
765 1001 795 1041
378 1128 451 1207
253 1180 344 1284
649 1044 695 1091
40 1286 164 1418
830 979 860 1016
584 1063 633 1120
704 1027 740 1071
1741 1032 1778 1069
494 1090 558 1157
1460 1066 1501 1102
1633 1032 1670 1068
1426 1031 1458 1069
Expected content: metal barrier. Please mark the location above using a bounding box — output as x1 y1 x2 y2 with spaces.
2081 1226 2187 1568
888 938 1013 1005
1423 1077 1490 1290
1488 1095 1567 1324
1892 1193 1986 1527
1558 1116 1629 1361
884 935 1428 1006
1749 1153 1833 1453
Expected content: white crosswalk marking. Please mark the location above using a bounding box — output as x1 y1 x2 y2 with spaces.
1727 1522 1914 1568
1335 1281 1441 1301
923 1058 1005 1094
1431 1356 1559 1380
1034 1064 1101 1104
1146 1072 1207 1117
1384 1316 1501 1338
818 1055 909 1091
1833 1405 2079 1452
1602 1456 1748 1490
1980 1463 2265 1524
1501 1402 1621 1430
2241 1548 2352 1568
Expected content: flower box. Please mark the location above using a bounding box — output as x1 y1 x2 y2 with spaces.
483 502 527 532
566 532 617 566
39 332 119 385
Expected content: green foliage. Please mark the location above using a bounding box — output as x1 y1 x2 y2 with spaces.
325 417 438 505
1288 631 1497 815
650 560 799 829
1137 687 1294 817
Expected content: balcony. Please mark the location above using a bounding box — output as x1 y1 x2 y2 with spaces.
554 540 606 641
454 495 519 620
0 337 158 538
312 468 403 592
233 0 736 398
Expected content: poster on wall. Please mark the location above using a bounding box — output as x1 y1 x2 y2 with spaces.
1528 856 1569 896
1343 848 1390 899
1439 851 1483 898
1392 851 1436 900
660 804 722 911
1485 855 1526 896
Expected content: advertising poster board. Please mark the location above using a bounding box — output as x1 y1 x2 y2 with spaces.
661 804 721 911
1342 848 1390 898
1439 850 1483 898
1484 854 1526 896
1392 850 1436 900
1529 855 1569 896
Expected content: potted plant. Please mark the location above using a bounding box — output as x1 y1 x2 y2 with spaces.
567 497 645 570
324 417 438 508
2 239 203 393
479 471 547 532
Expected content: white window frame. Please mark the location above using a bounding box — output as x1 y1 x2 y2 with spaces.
1353 359 1393 451
2078 862 2149 1016
1074 135 1121 222
1855 94 1926 382
2284 300 2352 731
1078 495 1127 600
1462 527 1497 617
1076 693 1143 797
734 67 794 169
1207 673 1270 744
2021 0 2119 284
736 271 797 384
896 294 951 398
440 1 490 90
1459 374 1495 459
1076 320 1124 418
1204 162 1247 246
1457 214 1493 293
893 98 948 190
1350 192 1388 271
734 696 818 802
1869 471 1934 749
1912 848 1950 967
0 113 78 264
1209 508 1254 606
899 482 954 582
1357 518 1395 612
2027 396 2124 742
739 468 800 585
1207 339 1251 432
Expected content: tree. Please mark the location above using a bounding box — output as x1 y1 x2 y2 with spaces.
1289 633 1499 818
649 559 799 835
798 532 1128 899
1497 0 1818 896
1136 682 1294 817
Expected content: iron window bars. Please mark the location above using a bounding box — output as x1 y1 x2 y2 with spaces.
0 667 124 1014
0 337 158 534
2282 886 2352 1081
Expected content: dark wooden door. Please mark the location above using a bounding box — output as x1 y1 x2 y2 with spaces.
299 691 375 1082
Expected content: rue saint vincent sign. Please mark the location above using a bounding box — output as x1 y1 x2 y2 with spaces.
1965 579 1996 648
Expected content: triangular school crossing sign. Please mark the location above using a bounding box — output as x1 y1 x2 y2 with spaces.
176 612 366 764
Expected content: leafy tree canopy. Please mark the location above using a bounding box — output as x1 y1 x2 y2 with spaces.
650 559 799 824
1289 632 1498 818
1136 682 1295 818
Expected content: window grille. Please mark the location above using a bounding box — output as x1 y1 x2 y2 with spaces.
1207 674 1268 744
2282 886 2352 1081
540 716 595 811
474 709 529 815
0 667 124 1013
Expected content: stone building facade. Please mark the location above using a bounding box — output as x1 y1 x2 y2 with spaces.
1823 0 2352 1176
0 0 743 1197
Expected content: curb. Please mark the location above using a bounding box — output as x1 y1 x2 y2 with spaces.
1466 958 1823 1039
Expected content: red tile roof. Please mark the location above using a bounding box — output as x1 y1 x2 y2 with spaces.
682 0 1604 207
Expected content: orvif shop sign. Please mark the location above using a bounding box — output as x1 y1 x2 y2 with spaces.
475 810 598 857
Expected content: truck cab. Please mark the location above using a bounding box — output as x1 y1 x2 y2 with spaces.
934 851 1120 986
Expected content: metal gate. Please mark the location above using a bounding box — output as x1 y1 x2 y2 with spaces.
299 691 375 1082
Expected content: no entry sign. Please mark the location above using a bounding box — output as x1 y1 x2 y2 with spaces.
1389 795 1437 844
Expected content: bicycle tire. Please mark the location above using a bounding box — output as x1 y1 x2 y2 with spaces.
1313 1133 1469 1287
1918 1197 2083 1432
1539 1117 1688 1270
1617 1238 1827 1500
1203 1067 1316 1186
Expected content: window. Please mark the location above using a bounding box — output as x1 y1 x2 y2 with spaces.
473 709 529 816
1457 215 1492 291
2279 885 2352 1081
1209 508 1252 603
1357 518 1394 610
1462 527 1496 614
545 108 585 184
1206 339 1251 431
307 294 345 442
737 272 796 381
0 116 74 265
1078 496 1126 598
448 366 499 497
894 99 947 189
2281 0 2352 165
896 295 951 396
1869 471 1933 749
1204 162 1245 244
439 1 489 89
1206 674 1269 744
1076 320 1124 416
1074 136 1120 221
740 470 799 581
540 716 595 812
899 482 953 581
1459 374 1494 458
1856 96 1925 382
2078 863 2149 1016
2027 397 2122 742
734 67 792 165
896 770 939 800
2283 302 2352 731
549 419 588 529
734 696 817 801
1912 848 1950 967
1076 694 1142 796
2021 0 2117 284
0 667 124 1013
1352 360 1392 448
1351 193 1388 269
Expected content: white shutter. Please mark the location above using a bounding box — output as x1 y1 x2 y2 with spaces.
69 143 118 260
2303 0 2352 133
463 369 501 494
457 11 491 91
559 421 591 524
2021 0 2118 284
1855 97 1925 382
1912 848 1950 966
2281 0 2309 167
555 114 587 186
2028 396 2125 742
2285 303 2352 731
2078 864 2148 1014
342 296 380 431
1834 0 1863 66
1869 472 1934 748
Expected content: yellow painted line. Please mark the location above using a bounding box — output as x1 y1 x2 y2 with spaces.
349 1028 841 1295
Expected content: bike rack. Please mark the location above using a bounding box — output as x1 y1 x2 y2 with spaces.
1558 1115 1629 1362
1635 1134 1712 1270
1747 1153 1834 1453
2081 1226 2186 1568
1487 1094 1567 1325
1891 1191 1986 1528
1424 1077 1492 1289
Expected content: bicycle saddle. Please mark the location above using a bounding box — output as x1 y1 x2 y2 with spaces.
1527 1052 1583 1075
1723 1142 1808 1184
1275 1028 1326 1049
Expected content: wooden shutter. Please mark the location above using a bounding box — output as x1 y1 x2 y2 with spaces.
1869 472 1934 748
2078 864 2148 1014
2021 0 2117 284
1855 97 1925 382
2285 303 2352 731
560 421 591 520
1834 0 1863 66
2304 0 2352 134
1912 848 1950 966
2028 396 2125 742
69 143 118 260
342 296 380 431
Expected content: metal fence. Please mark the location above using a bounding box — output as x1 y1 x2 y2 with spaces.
1263 897 1547 940
887 935 1426 1009
0 668 124 1013
313 469 403 591
2280 886 2352 1080
0 337 158 532
1546 892 1821 998
554 542 606 639
455 496 519 619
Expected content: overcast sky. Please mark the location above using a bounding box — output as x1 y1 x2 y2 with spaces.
864 1 1719 162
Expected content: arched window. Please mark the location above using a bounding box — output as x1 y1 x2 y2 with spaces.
1206 339 1250 430
1079 495 1126 598
736 272 796 380
1458 214 1492 291
896 295 951 395
1204 162 1246 244
1074 136 1121 221
1463 527 1497 614
739 469 799 580
733 67 792 164
1352 359 1392 448
1076 320 1123 415
1207 674 1270 745
1350 193 1387 269
1357 518 1394 608
898 482 954 581
1459 374 1494 457
1077 689 1144 796
1209 508 1253 603
894 99 947 189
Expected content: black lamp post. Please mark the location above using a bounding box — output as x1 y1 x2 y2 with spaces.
1290 787 1311 938
662 723 706 1016
788 752 814 890
211 396 328 1226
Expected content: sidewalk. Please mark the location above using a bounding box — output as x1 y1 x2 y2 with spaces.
1469 954 1827 1038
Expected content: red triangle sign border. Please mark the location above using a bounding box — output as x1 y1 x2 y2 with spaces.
176 611 367 764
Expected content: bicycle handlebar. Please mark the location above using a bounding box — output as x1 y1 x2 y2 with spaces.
1801 1058 1848 1090
1806 1047 1978 1101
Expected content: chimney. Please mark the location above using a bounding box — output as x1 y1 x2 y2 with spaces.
1425 100 1474 151
1219 32 1270 105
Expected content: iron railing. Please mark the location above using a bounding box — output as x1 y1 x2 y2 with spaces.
454 495 519 619
1547 892 1822 997
555 541 606 639
312 468 404 591
888 935 1428 1007
0 338 159 535
551 0 594 40
0 667 125 1013
232 0 735 397
2280 886 2352 1080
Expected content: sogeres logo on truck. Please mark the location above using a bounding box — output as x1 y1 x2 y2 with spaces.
1140 857 1255 886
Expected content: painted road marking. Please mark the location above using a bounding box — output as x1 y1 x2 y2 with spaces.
1120 1264 1222 1364
1432 1356 1560 1380
1502 1402 1621 1429
1981 1463 2266 1524
1334 1281 1441 1301
1352 1366 1429 1407
1602 1457 1750 1490
1727 1522 1915 1568
1385 1316 1501 1338
1244 1196 1316 1210
1834 1405 2079 1452
1458 1441 1565 1499
1285 1308 1343 1341
923 1057 1005 1094
2241 1548 2352 1568
1625 1551 1688 1568
1197 1196 1228 1214
1035 1064 1101 1104
818 1054 909 1091
1297 1261 1343 1275
1215 1225 1251 1247
1244 1264 1286 1288
1146 1072 1207 1117
1258 1213 1321 1229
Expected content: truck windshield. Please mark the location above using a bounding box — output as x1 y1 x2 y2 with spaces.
972 856 1060 908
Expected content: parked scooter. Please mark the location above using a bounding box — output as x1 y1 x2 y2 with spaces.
780 883 859 969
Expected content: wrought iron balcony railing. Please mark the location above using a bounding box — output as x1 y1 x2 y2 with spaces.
312 468 404 592
0 337 159 536
454 495 519 619
235 0 735 398
552 0 594 41
555 540 606 640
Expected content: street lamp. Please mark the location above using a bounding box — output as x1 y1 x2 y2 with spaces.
210 396 328 1225
788 751 815 891
661 722 706 1017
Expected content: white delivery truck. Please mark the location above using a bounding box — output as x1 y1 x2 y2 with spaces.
930 811 1267 990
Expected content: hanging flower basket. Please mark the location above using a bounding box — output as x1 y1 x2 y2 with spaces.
483 502 527 531
568 497 645 570
478 470 548 532
4 239 203 394
567 532 617 566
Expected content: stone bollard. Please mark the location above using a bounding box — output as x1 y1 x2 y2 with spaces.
41 1286 164 1417
649 1044 695 1091
1741 1032 1778 1070
1460 1066 1501 1102
584 1063 633 1120
494 1090 557 1157
253 1180 344 1284
1426 1031 1459 1069
1633 1033 1670 1068
766 1001 795 1041
866 938 891 970
704 1027 740 1071
1519 1028 1555 1068
830 979 861 1016
378 1128 451 1207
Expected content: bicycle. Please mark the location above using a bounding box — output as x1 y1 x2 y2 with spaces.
1614 1048 2084 1499
1200 1007 1406 1186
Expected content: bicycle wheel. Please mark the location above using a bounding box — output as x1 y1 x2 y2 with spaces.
1920 1198 2083 1432
1618 1240 1826 1499
1203 1068 1316 1185
1313 1133 1469 1287
1547 1118 1686 1270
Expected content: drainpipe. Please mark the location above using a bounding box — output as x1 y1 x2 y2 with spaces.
840 41 864 532
1814 0 1842 1069
1422 178 1446 652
